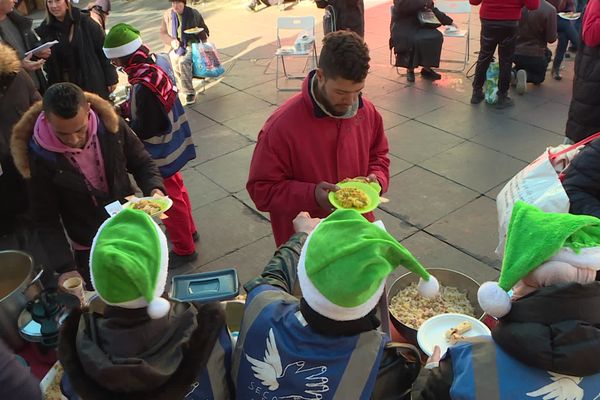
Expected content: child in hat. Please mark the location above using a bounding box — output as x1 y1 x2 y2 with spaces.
412 201 600 400
232 209 437 399
58 209 233 400
103 24 199 270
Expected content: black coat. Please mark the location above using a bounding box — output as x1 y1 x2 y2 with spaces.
562 137 600 218
316 0 365 38
0 11 47 92
11 92 164 274
35 7 118 100
565 44 600 142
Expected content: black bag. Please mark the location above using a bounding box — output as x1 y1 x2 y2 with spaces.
417 10 441 28
371 342 422 400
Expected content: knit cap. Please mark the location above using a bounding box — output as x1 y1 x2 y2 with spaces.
478 201 600 318
103 23 143 59
298 209 438 321
90 208 171 319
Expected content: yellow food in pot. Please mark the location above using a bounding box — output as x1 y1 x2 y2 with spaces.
334 187 369 209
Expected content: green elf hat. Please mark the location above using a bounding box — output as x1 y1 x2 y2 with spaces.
103 23 143 59
478 201 600 318
298 209 438 321
90 208 171 319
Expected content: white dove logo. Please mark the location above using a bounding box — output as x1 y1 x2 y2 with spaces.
246 328 330 399
527 372 584 400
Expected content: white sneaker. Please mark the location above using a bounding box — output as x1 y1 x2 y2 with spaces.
516 69 527 95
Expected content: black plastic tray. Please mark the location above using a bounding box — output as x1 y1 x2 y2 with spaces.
169 268 239 303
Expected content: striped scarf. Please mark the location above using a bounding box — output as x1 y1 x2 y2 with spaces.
123 45 177 112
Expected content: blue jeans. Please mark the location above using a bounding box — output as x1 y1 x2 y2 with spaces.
553 17 580 69
574 0 588 39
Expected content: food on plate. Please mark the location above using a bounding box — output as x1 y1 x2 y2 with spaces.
132 199 163 215
445 321 472 344
44 363 64 400
389 283 476 329
559 11 581 19
340 177 370 184
334 187 370 209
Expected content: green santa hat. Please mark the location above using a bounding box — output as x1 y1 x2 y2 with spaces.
298 209 438 321
103 23 143 59
90 208 171 319
478 201 600 318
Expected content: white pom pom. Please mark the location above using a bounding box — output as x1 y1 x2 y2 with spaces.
417 275 439 298
477 281 511 318
147 297 171 319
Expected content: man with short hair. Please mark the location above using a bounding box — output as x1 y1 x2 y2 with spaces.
11 82 164 286
246 31 390 247
159 0 209 105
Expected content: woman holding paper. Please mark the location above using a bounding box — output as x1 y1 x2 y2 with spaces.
35 0 117 100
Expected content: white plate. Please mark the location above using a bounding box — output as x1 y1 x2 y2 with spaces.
559 12 581 20
417 313 491 356
184 27 205 34
123 196 173 217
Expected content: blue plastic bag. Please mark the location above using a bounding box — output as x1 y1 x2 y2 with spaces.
485 62 499 105
191 42 225 78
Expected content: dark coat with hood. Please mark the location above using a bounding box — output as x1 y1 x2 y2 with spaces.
0 44 40 236
0 11 47 92
411 282 600 399
35 7 117 100
315 0 365 37
562 138 600 218
59 302 229 400
10 93 164 274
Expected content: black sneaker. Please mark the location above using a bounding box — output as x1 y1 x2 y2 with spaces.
494 95 514 109
185 94 196 105
169 250 199 269
421 68 442 81
552 67 562 80
406 70 415 83
470 89 485 104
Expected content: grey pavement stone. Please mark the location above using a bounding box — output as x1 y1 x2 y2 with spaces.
222 105 278 141
234 190 271 222
425 196 501 268
181 167 229 210
190 82 239 106
197 145 255 193
375 210 419 241
485 180 507 201
221 59 277 91
511 100 570 135
372 86 456 118
387 120 465 164
185 108 218 133
379 166 479 228
363 74 406 99
190 124 253 165
377 108 409 131
195 91 272 123
242 79 298 105
389 154 413 177
420 141 527 193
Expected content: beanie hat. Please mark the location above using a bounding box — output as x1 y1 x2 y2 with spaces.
103 23 143 59
298 209 438 321
92 0 111 13
478 201 600 318
90 208 171 319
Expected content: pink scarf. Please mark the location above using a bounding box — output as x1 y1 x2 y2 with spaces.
34 110 108 194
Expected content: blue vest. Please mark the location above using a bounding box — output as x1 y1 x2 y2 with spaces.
232 285 386 400
448 337 600 400
135 53 196 178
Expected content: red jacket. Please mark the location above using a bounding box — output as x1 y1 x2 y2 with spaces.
583 0 600 47
470 0 540 20
246 72 390 246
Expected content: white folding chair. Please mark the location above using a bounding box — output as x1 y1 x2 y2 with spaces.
435 0 472 72
274 16 318 91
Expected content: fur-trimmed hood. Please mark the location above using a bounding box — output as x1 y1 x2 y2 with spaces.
0 44 20 77
10 92 119 179
59 302 227 400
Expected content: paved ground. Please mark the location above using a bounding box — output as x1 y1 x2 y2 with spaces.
31 0 574 287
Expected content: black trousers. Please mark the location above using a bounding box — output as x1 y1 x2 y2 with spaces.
473 19 518 97
514 49 552 84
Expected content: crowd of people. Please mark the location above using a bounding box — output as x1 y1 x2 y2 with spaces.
0 0 600 399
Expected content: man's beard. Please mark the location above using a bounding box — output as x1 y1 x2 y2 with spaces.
315 82 348 117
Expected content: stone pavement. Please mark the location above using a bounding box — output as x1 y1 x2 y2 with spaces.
34 0 574 287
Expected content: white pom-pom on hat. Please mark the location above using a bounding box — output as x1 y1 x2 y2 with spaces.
478 281 511 318
147 297 171 319
417 275 439 298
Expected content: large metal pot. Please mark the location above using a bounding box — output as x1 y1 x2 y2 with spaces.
0 251 43 350
387 268 485 345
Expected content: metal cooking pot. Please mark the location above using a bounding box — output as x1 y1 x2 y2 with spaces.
0 250 43 350
387 268 485 345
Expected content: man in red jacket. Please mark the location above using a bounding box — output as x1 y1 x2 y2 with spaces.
246 31 390 247
470 0 540 108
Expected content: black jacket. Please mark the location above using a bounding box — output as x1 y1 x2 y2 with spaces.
0 339 41 400
35 7 118 100
316 0 365 37
412 282 600 399
565 43 600 142
10 92 164 274
562 138 600 218
0 11 47 92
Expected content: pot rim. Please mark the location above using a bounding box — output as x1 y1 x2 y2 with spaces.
0 250 34 303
